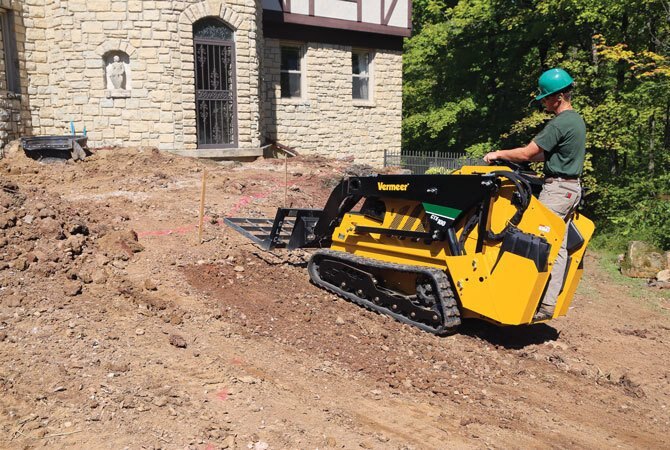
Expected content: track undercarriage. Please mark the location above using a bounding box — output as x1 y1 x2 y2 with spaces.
308 250 460 334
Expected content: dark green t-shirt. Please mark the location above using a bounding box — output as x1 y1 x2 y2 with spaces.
533 110 586 177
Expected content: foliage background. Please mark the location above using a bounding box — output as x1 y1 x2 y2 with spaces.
403 0 670 250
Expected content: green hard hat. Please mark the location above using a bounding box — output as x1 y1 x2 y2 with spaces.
535 68 574 100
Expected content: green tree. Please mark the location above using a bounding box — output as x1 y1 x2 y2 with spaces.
403 0 670 249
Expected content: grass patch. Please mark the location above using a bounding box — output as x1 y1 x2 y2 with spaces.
582 248 670 314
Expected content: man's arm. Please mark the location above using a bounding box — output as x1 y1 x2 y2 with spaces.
483 140 544 163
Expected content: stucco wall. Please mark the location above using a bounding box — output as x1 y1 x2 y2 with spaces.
20 0 262 151
262 39 402 166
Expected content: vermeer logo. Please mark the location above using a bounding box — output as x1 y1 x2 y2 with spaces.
377 182 410 191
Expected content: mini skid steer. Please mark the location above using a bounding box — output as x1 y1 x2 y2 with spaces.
224 163 594 334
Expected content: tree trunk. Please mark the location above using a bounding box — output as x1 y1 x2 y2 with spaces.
538 40 549 71
664 100 670 151
611 150 619 175
616 13 629 92
648 113 656 175
590 30 599 70
648 8 657 53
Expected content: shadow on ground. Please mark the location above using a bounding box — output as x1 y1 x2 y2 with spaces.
459 319 559 349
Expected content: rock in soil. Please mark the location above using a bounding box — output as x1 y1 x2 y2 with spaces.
169 334 187 348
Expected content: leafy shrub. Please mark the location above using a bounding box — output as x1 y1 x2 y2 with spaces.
589 174 670 251
425 166 453 175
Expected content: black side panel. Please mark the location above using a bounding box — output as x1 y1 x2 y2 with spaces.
566 221 585 253
495 228 551 272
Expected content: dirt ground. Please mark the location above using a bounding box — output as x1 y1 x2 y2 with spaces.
0 146 668 450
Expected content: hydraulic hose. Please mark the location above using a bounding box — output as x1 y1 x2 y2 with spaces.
486 171 533 241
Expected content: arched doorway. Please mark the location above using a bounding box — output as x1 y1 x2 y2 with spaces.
193 18 237 148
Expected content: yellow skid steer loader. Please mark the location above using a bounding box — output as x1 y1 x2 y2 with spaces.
225 163 594 334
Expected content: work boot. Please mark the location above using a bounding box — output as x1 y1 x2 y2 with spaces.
533 304 555 320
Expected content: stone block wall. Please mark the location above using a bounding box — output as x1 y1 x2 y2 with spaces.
19 0 262 151
0 1 405 164
262 40 402 167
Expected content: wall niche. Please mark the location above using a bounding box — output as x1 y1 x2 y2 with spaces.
104 51 131 98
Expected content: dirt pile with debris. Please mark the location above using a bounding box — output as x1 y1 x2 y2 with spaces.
0 147 668 449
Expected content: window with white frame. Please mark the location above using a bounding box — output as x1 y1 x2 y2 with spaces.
280 45 303 99
352 50 372 101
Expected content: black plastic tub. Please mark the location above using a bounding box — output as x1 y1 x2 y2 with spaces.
20 135 88 161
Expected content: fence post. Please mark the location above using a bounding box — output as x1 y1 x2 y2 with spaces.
383 149 387 167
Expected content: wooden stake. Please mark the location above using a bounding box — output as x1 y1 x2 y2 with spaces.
198 169 207 244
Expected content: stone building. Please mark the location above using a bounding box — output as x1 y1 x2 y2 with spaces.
0 0 410 166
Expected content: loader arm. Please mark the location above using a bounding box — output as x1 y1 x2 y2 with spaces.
225 170 534 253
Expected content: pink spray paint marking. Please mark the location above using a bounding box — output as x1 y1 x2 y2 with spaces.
136 190 273 239
135 163 312 239
216 388 229 402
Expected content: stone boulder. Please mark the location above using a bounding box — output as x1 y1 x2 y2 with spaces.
657 269 670 283
621 241 666 278
96 229 144 260
1 140 23 159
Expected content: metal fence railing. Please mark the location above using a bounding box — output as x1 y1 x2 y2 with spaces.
383 149 485 174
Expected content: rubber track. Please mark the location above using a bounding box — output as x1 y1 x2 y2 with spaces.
308 249 461 335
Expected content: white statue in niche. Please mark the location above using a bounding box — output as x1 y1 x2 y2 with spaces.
107 55 126 90
105 52 131 98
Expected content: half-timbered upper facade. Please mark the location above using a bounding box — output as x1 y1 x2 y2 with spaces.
262 0 411 35
0 0 411 166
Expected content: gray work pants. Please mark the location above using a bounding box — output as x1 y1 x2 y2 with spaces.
538 179 582 307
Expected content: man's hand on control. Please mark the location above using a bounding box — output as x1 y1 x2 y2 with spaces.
483 151 500 164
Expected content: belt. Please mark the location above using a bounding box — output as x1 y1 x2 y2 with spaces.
544 177 580 183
